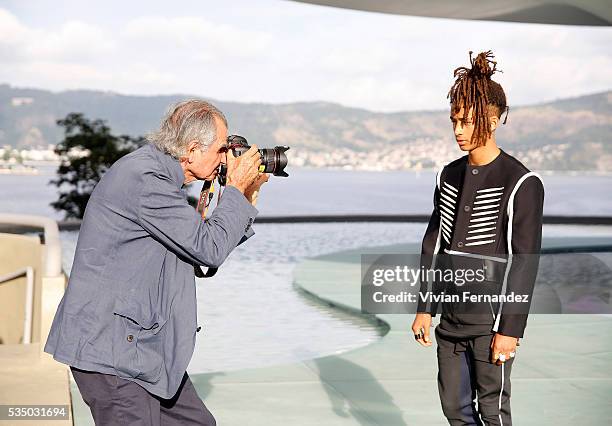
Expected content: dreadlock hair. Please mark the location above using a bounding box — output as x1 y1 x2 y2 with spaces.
447 50 510 147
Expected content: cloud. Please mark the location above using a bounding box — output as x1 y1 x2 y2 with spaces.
0 8 28 45
0 9 113 63
0 7 273 94
0 3 610 112
31 21 114 61
123 16 272 61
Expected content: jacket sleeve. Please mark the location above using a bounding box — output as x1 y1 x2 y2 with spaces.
238 227 255 246
417 177 442 316
137 171 258 268
496 174 545 338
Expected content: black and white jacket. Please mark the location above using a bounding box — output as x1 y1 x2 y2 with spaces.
418 149 545 338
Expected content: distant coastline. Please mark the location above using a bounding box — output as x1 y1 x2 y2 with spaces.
0 163 40 175
1 162 611 177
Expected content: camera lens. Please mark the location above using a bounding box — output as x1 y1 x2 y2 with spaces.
260 147 289 177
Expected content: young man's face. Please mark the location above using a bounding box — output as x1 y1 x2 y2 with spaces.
450 105 478 151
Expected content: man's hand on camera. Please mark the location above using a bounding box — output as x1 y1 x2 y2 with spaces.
226 145 262 194
244 173 269 206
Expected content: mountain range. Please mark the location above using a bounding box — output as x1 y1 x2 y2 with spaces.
1 84 610 171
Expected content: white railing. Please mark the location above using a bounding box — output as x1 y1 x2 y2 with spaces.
0 267 34 344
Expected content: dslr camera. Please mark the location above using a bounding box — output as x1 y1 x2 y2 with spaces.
217 135 289 185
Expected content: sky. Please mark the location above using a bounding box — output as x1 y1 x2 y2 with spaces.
1 0 611 112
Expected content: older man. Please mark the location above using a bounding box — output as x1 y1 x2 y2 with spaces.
44 100 267 425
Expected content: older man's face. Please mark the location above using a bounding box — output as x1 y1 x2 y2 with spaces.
188 116 228 182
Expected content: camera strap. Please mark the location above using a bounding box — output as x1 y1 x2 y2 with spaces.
197 180 215 219
194 180 221 278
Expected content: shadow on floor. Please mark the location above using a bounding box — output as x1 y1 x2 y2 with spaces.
310 356 408 426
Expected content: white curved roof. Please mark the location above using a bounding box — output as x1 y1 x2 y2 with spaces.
290 0 611 26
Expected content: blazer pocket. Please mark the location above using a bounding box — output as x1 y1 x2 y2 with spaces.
111 297 168 383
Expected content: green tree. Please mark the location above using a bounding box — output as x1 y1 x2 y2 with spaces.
50 113 145 219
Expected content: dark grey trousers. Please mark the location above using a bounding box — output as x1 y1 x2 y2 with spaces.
435 327 513 426
70 367 216 426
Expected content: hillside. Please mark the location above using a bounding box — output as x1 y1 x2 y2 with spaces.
1 84 610 171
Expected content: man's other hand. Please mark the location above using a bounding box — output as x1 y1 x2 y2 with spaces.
490 333 518 365
244 173 269 206
226 145 262 193
412 313 433 347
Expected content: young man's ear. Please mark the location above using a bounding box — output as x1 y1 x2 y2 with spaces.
489 115 499 132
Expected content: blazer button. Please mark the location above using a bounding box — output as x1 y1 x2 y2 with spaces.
127 334 134 342
472 169 479 175
464 205 471 212
457 241 464 248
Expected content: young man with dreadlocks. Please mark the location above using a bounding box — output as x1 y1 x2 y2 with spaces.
411 51 544 425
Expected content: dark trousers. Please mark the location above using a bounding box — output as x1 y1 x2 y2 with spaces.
70 367 216 426
435 327 513 426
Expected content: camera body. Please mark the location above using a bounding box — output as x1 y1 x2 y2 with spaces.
217 135 289 186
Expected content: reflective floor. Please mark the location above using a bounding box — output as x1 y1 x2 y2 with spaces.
59 223 425 373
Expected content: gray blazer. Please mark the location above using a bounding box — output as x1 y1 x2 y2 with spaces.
44 142 258 399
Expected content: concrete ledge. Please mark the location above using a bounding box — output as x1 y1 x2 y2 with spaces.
0 344 72 425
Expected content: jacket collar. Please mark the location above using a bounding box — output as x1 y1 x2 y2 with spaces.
146 142 185 189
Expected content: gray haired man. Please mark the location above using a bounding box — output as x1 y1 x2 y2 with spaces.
44 100 268 425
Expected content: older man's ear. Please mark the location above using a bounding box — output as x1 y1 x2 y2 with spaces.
182 141 199 163
178 141 202 185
